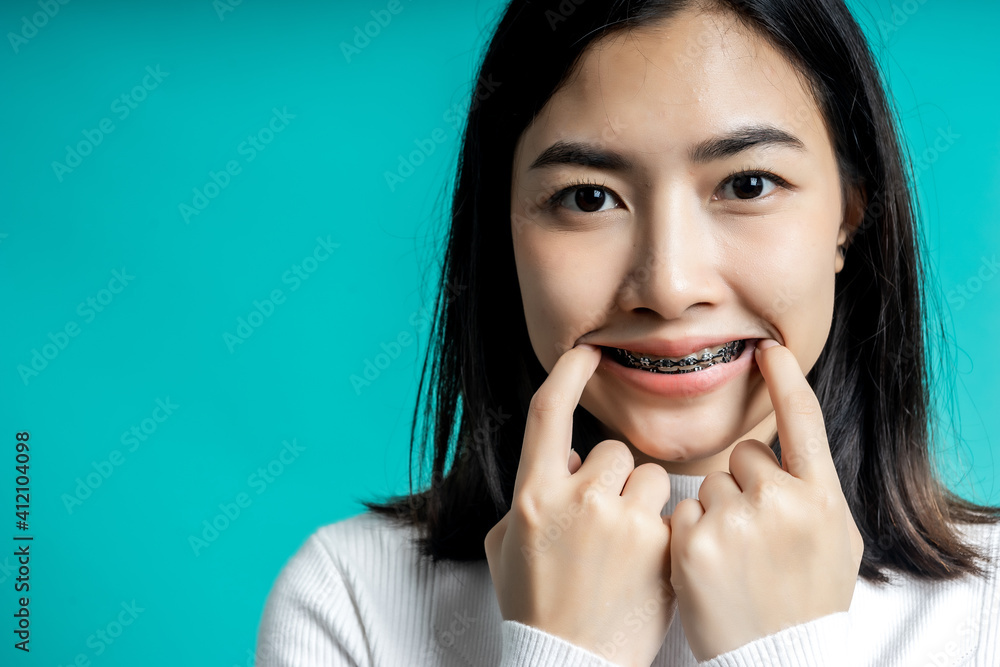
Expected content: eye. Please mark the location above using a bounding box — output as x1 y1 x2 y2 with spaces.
716 170 788 200
547 182 623 213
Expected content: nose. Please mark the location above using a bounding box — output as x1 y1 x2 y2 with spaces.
616 193 726 319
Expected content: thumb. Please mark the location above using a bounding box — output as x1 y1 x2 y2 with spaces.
568 447 582 474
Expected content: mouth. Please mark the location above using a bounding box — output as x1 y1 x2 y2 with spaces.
605 339 747 374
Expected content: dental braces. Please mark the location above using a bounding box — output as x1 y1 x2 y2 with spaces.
615 339 746 373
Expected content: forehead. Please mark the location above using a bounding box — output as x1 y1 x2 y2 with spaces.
515 7 830 167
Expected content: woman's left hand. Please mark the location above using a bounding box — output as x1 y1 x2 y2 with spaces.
668 339 865 661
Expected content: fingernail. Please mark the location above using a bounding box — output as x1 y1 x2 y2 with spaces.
575 343 598 352
755 338 779 356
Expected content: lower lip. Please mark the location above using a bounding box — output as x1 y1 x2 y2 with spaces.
598 339 758 399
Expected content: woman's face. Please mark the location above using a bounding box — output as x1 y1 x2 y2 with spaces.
510 6 861 475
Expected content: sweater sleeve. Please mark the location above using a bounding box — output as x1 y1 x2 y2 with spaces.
500 620 623 667
696 611 850 667
256 534 371 667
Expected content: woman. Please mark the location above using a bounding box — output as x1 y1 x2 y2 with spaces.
257 0 1000 664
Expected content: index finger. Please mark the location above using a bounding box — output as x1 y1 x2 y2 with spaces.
754 340 838 486
514 343 602 497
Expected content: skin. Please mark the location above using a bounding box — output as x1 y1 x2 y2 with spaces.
485 4 865 664
509 4 863 476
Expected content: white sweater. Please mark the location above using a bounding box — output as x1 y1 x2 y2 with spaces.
256 473 1000 666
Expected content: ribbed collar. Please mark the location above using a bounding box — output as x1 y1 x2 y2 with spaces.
660 472 707 517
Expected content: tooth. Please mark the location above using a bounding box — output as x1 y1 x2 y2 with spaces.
616 340 744 373
630 343 730 364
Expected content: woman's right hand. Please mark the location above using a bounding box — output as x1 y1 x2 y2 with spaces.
484 344 676 667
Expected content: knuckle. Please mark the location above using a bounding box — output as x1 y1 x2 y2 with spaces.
701 470 731 492
510 493 545 529
725 502 754 530
620 506 648 537
635 461 671 485
704 470 730 483
671 498 702 531
674 497 700 517
747 484 770 509
781 484 838 527
677 529 714 563
574 481 610 514
807 485 839 513
731 438 764 459
594 438 633 460
591 439 636 476
528 387 565 414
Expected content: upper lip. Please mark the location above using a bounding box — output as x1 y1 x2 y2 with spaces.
587 335 756 358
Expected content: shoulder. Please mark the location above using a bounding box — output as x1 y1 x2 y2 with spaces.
953 518 1000 660
257 512 432 655
953 518 1000 568
272 511 428 593
257 511 496 665
310 510 425 565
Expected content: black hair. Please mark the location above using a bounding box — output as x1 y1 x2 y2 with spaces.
362 0 1000 584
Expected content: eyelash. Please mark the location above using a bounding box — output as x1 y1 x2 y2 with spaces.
542 168 791 211
543 177 612 210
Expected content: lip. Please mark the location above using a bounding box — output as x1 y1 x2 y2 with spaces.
598 338 759 399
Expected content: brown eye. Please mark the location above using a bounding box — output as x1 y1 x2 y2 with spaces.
555 185 621 213
576 187 606 211
719 172 778 200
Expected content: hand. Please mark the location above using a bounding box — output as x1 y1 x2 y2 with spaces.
668 339 864 660
485 344 676 667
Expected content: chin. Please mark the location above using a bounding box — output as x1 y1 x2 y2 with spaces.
581 390 771 465
608 412 740 461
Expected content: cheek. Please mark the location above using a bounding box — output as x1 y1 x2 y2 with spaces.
735 207 839 348
513 230 621 366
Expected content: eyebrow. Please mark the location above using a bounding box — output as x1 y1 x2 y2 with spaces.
527 124 807 172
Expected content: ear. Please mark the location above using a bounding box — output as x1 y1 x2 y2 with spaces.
835 182 867 273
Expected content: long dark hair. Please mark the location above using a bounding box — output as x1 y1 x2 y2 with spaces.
362 0 1000 584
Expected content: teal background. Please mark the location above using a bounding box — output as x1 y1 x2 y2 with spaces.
0 0 996 664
